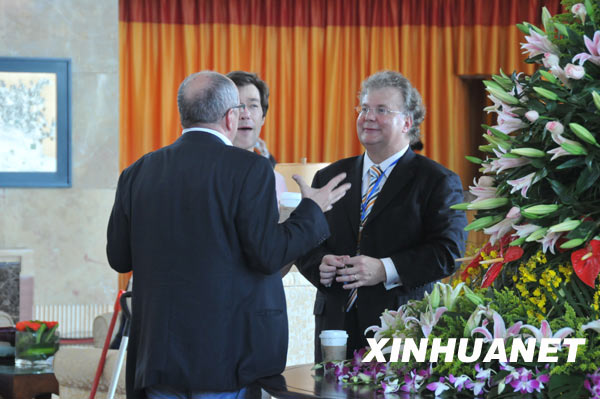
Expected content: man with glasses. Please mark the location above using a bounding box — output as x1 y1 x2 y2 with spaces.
297 70 467 362
226 71 287 203
107 71 351 398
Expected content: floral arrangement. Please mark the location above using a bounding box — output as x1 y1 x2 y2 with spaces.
326 1 600 397
15 320 59 362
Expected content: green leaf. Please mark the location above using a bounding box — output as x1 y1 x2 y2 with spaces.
567 220 596 240
465 156 483 164
547 178 575 205
554 22 568 37
585 0 595 22
576 166 600 194
548 371 585 399
555 158 585 170
539 69 557 84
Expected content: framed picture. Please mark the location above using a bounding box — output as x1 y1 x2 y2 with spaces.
0 57 71 187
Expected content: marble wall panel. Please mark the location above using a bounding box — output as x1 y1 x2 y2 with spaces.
0 262 20 322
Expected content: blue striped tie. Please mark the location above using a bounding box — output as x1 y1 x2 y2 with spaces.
346 165 383 312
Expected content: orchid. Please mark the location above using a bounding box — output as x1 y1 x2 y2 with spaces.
520 319 574 345
573 31 600 66
426 378 450 397
521 30 559 57
471 310 522 343
585 368 600 399
400 369 426 393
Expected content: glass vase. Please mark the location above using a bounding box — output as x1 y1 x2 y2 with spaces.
15 329 60 367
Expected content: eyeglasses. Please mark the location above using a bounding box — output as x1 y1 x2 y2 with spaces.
355 106 404 117
224 103 246 117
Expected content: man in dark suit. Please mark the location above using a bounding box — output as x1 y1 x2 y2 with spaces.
106 71 350 399
297 70 468 362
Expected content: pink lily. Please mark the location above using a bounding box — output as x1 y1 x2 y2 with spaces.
364 308 407 341
512 223 542 239
573 31 600 66
525 110 539 122
547 124 584 160
521 30 559 58
520 319 574 346
484 207 521 245
542 52 560 69
495 110 528 134
537 231 562 254
404 306 447 338
581 319 600 333
484 94 515 114
507 172 539 198
469 176 497 202
565 63 585 80
572 3 586 23
471 310 523 343
486 149 531 173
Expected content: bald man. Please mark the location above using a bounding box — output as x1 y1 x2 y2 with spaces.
107 71 350 399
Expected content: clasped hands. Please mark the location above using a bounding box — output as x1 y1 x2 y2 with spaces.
319 254 386 289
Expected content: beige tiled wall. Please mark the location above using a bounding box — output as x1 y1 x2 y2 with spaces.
283 269 317 366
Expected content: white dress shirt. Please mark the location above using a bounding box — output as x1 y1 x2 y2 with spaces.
182 127 232 146
362 145 409 290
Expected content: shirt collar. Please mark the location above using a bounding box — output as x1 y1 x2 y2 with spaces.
181 127 232 146
362 145 409 178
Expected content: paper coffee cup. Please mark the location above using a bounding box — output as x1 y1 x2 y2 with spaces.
280 192 302 208
319 330 348 362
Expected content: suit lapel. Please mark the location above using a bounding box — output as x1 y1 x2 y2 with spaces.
363 149 416 228
344 156 363 242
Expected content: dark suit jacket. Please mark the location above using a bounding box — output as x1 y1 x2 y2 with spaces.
296 149 467 361
106 131 329 397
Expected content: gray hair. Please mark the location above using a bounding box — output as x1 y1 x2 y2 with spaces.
177 71 239 127
359 70 426 144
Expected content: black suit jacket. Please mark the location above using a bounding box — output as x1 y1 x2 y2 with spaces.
296 149 467 361
106 131 329 397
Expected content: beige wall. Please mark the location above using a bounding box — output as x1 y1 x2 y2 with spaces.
0 0 120 306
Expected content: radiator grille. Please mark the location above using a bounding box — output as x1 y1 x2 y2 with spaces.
34 304 113 339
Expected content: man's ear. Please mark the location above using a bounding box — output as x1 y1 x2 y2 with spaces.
225 109 238 132
403 115 413 134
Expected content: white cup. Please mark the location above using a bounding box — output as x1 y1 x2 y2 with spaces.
280 192 302 208
319 330 348 362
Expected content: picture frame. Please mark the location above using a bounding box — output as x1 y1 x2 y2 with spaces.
0 57 72 187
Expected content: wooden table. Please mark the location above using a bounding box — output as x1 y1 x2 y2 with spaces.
259 364 419 399
0 364 59 399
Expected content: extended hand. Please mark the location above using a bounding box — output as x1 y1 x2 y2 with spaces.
319 254 350 286
293 173 351 212
336 255 386 289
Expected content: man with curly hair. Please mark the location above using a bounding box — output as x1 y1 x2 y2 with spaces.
297 70 468 361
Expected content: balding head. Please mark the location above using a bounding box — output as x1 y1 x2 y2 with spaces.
177 71 240 129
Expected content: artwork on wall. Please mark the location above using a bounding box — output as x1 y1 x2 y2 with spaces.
0 57 71 187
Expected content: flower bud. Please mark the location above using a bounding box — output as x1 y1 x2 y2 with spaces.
548 219 582 233
521 204 560 215
560 238 585 249
593 91 600 111
525 227 549 242
545 121 564 135
533 86 559 101
569 123 598 146
450 202 470 210
525 110 539 122
464 215 504 231
486 87 521 105
467 198 510 210
463 286 484 306
572 3 586 23
561 141 588 155
429 284 441 309
510 148 547 158
565 63 585 80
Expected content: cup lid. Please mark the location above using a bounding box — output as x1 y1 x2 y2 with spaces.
319 330 348 338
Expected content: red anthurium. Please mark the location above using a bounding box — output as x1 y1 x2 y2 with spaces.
480 234 524 288
571 240 600 288
44 321 58 329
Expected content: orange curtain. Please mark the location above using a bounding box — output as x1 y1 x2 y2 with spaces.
118 0 562 289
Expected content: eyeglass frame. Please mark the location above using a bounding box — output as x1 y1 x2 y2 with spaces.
355 105 404 117
224 103 246 117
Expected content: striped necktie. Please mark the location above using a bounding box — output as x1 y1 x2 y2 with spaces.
346 165 383 312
